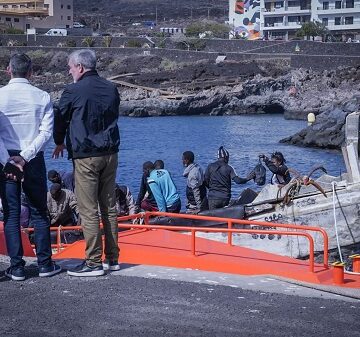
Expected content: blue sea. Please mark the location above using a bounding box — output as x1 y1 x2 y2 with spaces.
45 115 345 207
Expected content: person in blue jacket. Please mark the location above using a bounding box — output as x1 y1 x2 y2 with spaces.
146 162 181 213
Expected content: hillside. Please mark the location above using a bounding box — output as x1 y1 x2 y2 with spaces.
73 0 228 31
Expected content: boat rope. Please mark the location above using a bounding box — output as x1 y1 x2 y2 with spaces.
331 181 343 263
331 181 360 275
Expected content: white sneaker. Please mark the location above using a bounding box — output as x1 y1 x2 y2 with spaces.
103 260 120 271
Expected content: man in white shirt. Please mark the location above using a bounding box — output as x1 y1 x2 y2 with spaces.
0 53 61 281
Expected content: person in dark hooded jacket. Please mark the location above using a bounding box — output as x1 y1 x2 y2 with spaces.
204 146 254 210
260 151 291 186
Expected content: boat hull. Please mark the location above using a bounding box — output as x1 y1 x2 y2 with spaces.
197 184 360 258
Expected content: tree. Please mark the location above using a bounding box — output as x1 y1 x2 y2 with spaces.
296 21 328 40
82 37 95 47
102 36 112 47
186 21 230 39
171 33 190 50
171 33 207 51
126 39 142 48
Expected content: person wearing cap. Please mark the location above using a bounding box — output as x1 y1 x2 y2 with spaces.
48 169 75 192
0 53 61 281
204 146 254 210
47 183 79 227
260 151 291 186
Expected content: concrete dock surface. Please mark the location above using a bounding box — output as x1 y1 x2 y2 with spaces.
0 257 359 337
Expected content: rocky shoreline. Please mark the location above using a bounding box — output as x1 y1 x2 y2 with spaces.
117 61 359 150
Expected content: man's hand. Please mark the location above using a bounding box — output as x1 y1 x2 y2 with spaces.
4 157 25 182
52 144 66 159
9 156 26 168
246 171 256 181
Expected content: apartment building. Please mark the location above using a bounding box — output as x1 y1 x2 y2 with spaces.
229 0 360 40
0 0 73 31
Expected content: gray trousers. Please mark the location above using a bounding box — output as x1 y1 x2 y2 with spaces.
74 153 119 266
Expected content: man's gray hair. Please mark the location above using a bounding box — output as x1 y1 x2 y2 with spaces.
9 53 32 78
68 49 96 70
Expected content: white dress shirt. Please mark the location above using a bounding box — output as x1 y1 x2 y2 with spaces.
0 78 54 165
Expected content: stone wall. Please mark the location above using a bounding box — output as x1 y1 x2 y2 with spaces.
0 34 359 71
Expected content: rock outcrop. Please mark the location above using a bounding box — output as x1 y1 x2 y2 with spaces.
280 95 360 149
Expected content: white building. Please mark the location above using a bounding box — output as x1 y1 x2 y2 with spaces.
0 0 73 31
229 0 360 40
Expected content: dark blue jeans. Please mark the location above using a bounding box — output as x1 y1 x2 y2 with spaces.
0 151 52 268
167 198 181 213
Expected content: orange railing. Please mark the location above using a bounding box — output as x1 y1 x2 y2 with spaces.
125 211 328 267
24 211 329 273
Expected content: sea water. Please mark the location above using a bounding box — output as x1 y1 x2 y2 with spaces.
45 115 346 207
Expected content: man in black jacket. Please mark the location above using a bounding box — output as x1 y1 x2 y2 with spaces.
136 161 158 212
53 49 120 276
204 146 253 210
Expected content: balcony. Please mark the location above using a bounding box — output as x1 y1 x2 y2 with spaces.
0 0 45 3
263 22 303 30
263 8 312 15
327 22 360 30
0 7 48 16
316 4 360 14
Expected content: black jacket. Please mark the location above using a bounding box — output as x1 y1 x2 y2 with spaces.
54 70 120 159
136 173 156 207
204 159 248 200
264 159 291 185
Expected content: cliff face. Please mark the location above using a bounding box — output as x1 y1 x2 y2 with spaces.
119 65 359 118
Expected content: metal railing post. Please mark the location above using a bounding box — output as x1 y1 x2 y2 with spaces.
227 220 233 246
57 226 62 253
191 229 196 256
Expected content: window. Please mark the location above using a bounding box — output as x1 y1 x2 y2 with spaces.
67 16 71 20
322 18 328 26
5 17 11 22
26 24 30 29
335 1 341 9
275 1 283 8
335 17 341 25
346 0 354 8
61 4 64 9
288 1 300 7
61 15 63 20
66 24 70 28
14 18 19 22
345 17 353 24
322 2 329 9
67 5 71 9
